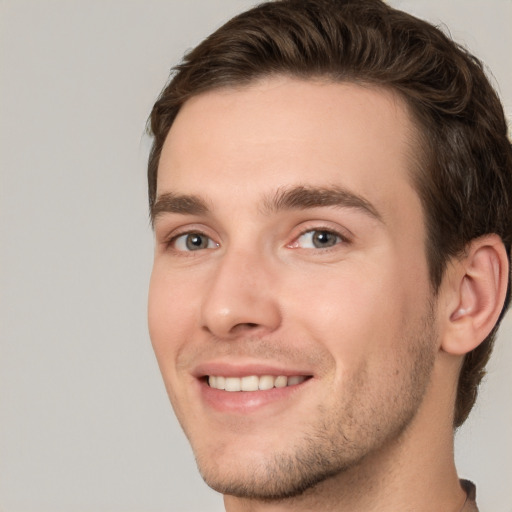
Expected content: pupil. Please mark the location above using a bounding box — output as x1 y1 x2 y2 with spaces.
187 234 206 250
313 231 335 248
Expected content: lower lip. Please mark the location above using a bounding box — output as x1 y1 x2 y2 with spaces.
199 379 311 414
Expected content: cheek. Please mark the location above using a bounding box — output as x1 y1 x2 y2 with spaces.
284 261 395 334
148 268 196 418
148 265 193 364
281 257 424 370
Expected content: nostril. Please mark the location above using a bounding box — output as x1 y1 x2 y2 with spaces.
229 322 261 334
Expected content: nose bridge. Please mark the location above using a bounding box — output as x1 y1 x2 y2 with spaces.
200 244 281 338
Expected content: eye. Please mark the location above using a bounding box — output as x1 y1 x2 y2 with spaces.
294 229 343 249
172 232 218 251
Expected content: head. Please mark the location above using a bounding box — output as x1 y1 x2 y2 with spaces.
147 0 512 504
148 0 512 429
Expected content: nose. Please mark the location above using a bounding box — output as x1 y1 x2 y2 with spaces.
200 248 282 339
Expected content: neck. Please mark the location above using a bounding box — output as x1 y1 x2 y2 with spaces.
224 356 467 512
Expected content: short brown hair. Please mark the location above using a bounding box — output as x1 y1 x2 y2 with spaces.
147 0 512 427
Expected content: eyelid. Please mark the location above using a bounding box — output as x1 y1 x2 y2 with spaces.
288 223 353 249
173 232 219 251
157 220 352 253
154 215 209 237
168 229 218 248
298 226 351 241
156 222 219 250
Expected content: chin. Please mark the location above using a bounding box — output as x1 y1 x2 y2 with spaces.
196 446 351 501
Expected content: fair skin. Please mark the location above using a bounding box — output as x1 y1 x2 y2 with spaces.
148 77 507 511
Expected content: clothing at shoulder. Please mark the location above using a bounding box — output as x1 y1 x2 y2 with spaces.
461 480 478 512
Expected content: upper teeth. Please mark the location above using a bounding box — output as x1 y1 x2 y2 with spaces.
208 375 306 392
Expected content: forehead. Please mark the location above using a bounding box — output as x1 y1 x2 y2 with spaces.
157 77 422 226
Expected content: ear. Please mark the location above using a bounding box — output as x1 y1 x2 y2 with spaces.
440 234 509 356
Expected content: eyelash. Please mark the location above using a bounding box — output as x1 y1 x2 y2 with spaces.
163 226 351 253
290 227 351 250
166 230 218 252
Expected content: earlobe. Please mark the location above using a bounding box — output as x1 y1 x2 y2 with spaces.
441 235 509 356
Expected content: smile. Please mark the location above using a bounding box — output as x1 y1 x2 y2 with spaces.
208 375 308 392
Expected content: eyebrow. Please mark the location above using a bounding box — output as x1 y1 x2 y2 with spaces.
151 192 209 225
151 185 382 226
263 185 382 221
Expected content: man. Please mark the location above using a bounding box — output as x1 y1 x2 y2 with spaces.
146 0 512 510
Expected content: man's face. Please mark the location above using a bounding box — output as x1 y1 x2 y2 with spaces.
148 78 438 499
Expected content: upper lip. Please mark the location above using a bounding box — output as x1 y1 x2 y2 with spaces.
192 361 313 379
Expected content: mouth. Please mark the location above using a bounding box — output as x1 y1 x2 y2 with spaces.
194 363 314 413
207 374 310 392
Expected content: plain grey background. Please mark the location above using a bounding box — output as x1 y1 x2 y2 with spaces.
1 1 510 511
